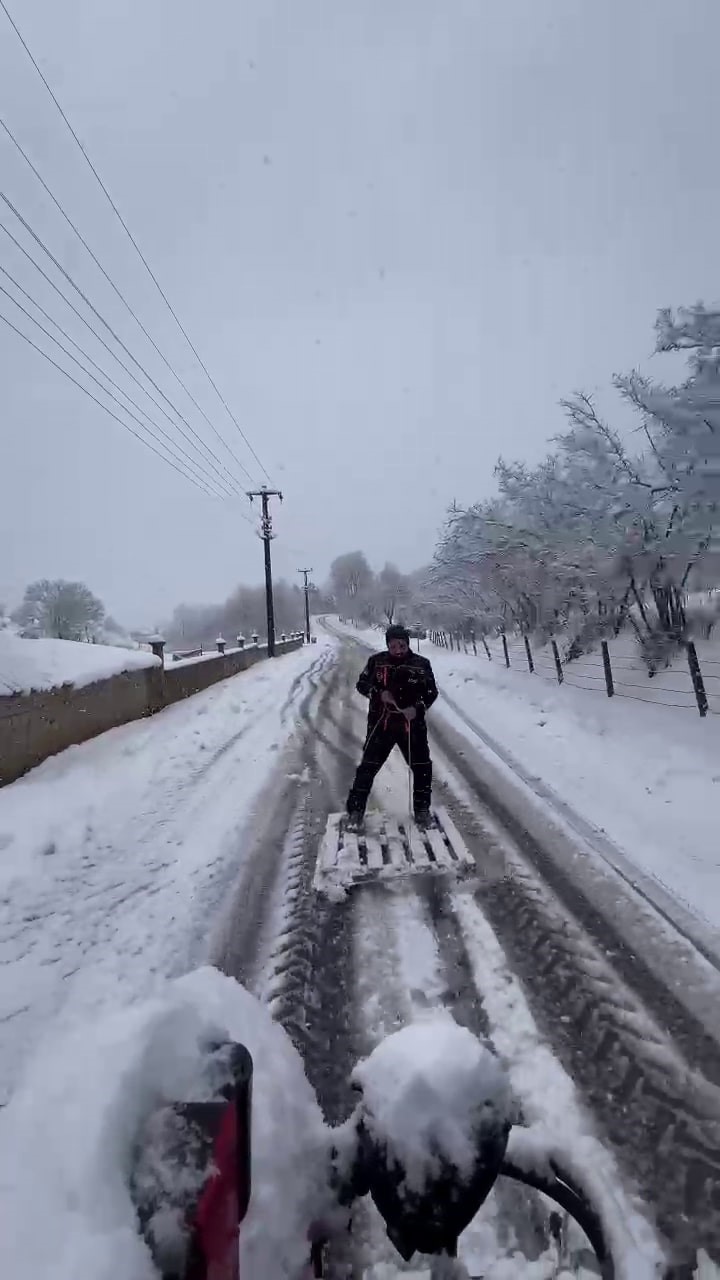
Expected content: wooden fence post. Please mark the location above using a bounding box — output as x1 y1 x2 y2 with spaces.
686 641 708 717
601 641 614 698
502 634 510 668
551 640 563 684
524 635 534 673
482 637 492 661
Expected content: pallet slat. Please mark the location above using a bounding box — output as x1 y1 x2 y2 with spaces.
318 814 342 872
407 825 431 867
338 831 362 875
314 812 473 890
384 817 410 870
364 834 385 871
435 806 475 866
425 826 455 868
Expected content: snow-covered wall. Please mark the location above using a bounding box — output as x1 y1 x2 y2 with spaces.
0 639 303 786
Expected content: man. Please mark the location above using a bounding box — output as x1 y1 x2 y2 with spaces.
346 624 439 830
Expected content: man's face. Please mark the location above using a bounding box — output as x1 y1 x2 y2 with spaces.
388 638 409 658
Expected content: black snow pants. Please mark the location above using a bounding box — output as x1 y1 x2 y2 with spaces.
346 713 432 815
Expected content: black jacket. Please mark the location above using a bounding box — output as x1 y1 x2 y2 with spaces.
356 650 439 721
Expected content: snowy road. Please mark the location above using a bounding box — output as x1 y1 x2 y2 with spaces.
218 623 720 1275
2 627 720 1274
0 641 333 1102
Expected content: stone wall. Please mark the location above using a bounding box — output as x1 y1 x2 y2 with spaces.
0 640 302 787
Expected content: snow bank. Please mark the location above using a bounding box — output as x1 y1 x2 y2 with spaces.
0 967 330 1280
0 632 159 695
352 1015 511 1195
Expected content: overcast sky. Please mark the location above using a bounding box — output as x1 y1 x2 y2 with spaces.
1 0 719 625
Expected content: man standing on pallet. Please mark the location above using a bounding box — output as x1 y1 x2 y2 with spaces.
346 624 439 832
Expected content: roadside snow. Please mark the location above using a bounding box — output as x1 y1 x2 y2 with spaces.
0 631 159 694
0 966 329 1280
427 644 720 934
0 639 330 1105
353 1016 511 1195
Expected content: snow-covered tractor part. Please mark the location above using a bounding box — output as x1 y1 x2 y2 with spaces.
314 807 474 894
129 1023 617 1280
323 1021 615 1279
130 1040 252 1280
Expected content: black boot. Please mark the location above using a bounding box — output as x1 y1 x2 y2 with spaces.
414 807 432 830
344 810 365 834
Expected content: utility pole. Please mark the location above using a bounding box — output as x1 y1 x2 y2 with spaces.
297 568 314 644
247 485 283 656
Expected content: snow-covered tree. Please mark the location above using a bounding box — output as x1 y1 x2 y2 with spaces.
376 562 411 625
425 304 720 666
329 552 373 599
12 579 105 641
614 303 720 655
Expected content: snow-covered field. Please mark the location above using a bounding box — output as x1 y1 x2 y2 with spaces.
330 620 720 938
0 631 159 694
0 639 328 1105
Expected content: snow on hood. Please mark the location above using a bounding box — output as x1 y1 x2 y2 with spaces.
351 1014 512 1195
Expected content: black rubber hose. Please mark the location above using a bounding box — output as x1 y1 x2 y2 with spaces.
499 1155 614 1279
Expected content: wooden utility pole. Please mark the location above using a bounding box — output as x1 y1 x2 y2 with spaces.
297 568 313 643
247 485 283 656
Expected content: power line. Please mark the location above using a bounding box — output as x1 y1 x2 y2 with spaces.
0 191 253 493
0 260 227 492
0 211 239 497
0 306 219 499
0 0 273 483
0 111 263 488
0 235 258 531
0 277 230 498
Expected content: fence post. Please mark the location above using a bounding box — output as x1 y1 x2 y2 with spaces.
551 640 563 684
502 634 510 668
686 641 708 717
149 635 166 668
601 641 614 698
471 633 477 656
482 637 492 661
523 635 534 673
449 633 454 651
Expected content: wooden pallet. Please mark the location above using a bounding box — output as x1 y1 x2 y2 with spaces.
314 807 475 892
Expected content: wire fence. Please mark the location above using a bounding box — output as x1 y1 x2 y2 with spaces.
428 628 720 719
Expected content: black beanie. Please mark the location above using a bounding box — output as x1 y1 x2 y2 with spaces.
386 624 410 646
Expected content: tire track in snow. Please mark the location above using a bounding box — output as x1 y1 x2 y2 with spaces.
430 747 720 1273
328 622 720 1271
349 884 611 1275
448 887 663 1279
225 629 662 1272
